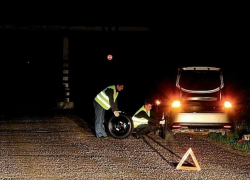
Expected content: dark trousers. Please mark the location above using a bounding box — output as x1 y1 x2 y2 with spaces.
135 124 158 136
93 100 107 138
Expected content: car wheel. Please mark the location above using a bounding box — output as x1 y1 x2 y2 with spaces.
107 112 134 139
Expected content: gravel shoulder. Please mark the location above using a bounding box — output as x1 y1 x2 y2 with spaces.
0 114 250 179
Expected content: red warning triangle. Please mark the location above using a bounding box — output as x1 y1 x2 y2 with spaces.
176 148 201 171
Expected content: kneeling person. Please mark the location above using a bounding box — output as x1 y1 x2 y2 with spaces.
132 99 164 139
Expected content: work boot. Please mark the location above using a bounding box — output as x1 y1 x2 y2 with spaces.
134 134 144 139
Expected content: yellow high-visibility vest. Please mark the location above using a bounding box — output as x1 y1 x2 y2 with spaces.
94 85 118 110
132 105 150 128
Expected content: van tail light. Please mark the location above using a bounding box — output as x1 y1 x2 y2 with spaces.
224 101 232 108
172 100 181 108
155 100 161 106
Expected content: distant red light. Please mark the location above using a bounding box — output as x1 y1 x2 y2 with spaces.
107 54 113 60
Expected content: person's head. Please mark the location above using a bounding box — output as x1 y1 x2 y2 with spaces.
144 99 153 111
116 83 124 92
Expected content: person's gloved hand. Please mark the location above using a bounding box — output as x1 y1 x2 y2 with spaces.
114 111 120 117
159 120 165 124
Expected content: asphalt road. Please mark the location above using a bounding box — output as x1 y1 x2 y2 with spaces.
0 113 250 179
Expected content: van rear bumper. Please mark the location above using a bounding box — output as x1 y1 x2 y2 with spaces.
168 112 232 135
170 112 231 124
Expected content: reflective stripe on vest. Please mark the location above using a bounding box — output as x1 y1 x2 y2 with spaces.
94 85 118 110
132 105 150 128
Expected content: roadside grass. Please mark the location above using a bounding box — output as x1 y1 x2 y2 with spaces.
208 129 250 153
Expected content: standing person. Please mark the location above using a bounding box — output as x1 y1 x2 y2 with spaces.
93 83 125 138
132 99 164 139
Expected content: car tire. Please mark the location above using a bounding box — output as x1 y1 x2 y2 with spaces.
107 112 134 139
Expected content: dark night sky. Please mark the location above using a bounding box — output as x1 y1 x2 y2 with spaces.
1 8 249 118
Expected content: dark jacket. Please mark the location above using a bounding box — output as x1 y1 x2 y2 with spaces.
105 87 118 112
134 111 159 124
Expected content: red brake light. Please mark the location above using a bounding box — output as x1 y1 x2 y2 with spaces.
172 124 181 128
224 125 232 129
